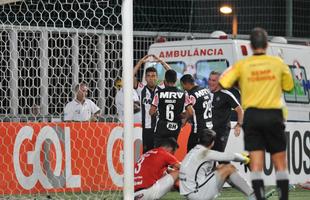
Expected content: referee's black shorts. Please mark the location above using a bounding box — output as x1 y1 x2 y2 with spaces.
243 108 286 154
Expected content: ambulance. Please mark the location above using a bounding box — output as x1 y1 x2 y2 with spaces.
144 32 310 122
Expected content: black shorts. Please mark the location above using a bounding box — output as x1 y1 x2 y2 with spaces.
154 120 181 146
243 108 286 154
187 126 199 152
142 128 154 153
212 126 230 152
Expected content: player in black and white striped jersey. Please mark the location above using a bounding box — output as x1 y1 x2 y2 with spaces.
180 74 213 152
134 54 169 153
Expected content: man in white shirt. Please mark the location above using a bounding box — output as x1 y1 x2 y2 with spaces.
64 82 100 121
115 79 141 123
180 129 255 200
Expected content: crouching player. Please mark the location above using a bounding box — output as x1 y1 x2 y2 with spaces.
180 129 256 200
134 137 180 200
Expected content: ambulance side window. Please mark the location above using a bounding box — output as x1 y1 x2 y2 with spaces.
167 61 186 80
284 65 309 103
166 61 186 88
195 59 229 88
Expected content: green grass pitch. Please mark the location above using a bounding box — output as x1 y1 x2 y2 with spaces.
162 186 310 200
1 186 309 199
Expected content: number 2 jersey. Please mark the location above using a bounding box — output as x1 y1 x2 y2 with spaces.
152 86 191 137
187 86 213 133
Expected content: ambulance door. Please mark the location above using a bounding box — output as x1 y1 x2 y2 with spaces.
271 45 310 121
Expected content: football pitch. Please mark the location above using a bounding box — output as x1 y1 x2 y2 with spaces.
161 186 310 200
1 186 309 199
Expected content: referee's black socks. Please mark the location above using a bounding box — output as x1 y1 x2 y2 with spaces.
276 171 289 200
250 172 266 200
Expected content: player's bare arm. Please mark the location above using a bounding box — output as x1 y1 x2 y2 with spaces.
133 54 153 76
180 105 193 127
153 55 170 70
233 105 244 136
133 54 153 88
167 163 181 173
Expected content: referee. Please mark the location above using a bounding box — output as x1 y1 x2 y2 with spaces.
220 27 294 200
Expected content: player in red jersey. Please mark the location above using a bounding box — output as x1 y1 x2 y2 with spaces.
134 137 180 200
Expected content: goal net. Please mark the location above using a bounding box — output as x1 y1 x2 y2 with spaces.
0 0 135 199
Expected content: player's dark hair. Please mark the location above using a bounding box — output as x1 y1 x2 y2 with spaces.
250 27 268 50
165 69 177 83
159 137 179 152
180 74 195 84
199 129 216 147
146 67 157 75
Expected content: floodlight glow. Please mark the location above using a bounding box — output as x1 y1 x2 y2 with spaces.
220 6 232 14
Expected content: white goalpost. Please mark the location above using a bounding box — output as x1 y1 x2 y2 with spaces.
122 0 134 199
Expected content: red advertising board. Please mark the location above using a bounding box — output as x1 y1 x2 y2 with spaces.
0 122 190 195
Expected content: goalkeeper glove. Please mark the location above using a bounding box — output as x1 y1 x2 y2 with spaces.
241 152 250 165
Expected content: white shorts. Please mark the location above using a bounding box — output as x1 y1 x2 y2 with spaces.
134 174 174 200
186 172 225 200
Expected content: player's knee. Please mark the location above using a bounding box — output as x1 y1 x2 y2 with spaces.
226 164 236 173
217 164 235 179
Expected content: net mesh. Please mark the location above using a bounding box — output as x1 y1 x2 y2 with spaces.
0 0 124 120
0 0 126 199
134 0 310 38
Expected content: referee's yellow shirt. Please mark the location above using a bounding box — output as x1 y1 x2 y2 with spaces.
219 55 294 110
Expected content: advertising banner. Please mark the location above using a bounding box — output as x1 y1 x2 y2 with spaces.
0 123 142 194
0 122 309 194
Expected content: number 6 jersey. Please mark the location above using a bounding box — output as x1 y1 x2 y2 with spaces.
152 86 191 138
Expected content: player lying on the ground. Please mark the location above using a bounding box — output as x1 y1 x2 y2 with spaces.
134 137 180 200
179 129 256 200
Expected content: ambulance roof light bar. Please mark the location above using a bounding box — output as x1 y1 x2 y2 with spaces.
271 37 288 44
210 31 228 39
